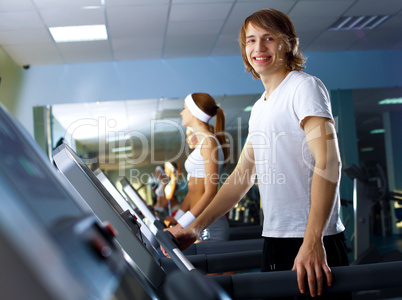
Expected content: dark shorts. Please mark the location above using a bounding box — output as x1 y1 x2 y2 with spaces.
261 231 351 299
262 231 350 271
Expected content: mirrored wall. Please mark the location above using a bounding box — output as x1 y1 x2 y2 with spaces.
33 86 402 235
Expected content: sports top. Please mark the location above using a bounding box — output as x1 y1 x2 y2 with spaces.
185 135 224 178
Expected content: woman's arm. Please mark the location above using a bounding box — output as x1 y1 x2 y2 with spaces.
164 175 177 200
168 136 219 232
179 193 191 212
166 140 257 250
165 188 191 225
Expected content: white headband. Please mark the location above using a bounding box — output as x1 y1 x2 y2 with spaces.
185 94 212 123
155 165 165 175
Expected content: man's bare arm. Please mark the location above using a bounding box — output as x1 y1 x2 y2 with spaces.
292 116 341 297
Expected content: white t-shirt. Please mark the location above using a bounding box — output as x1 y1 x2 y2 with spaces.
248 71 345 238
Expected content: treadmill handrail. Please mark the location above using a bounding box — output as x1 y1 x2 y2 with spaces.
155 230 195 272
212 261 402 299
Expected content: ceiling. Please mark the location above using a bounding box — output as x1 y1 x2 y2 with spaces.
0 0 401 66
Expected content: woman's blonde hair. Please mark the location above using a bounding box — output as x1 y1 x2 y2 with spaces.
238 8 306 79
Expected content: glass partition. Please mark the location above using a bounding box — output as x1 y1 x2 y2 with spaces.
32 87 402 260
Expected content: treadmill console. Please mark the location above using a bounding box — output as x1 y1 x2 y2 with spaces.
0 104 152 299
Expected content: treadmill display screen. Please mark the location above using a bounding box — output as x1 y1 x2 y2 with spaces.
0 108 84 228
54 143 126 216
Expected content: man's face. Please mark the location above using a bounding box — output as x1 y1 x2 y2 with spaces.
244 23 288 78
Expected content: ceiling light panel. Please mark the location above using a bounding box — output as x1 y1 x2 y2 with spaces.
370 129 385 134
329 15 389 31
49 25 108 42
378 97 402 105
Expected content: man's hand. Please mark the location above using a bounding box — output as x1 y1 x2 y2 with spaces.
165 224 182 237
161 225 200 257
292 239 332 297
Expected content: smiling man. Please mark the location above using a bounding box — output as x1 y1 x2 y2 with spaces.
167 9 350 299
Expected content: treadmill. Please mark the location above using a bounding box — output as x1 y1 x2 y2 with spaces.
117 176 264 255
116 176 264 271
54 144 264 275
94 168 160 251
98 168 263 273
118 176 262 241
53 143 196 278
0 104 158 300
48 121 402 299
117 176 165 228
94 152 402 298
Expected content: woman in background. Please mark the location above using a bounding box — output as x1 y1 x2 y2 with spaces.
165 93 230 242
153 165 169 217
153 163 181 217
163 161 182 217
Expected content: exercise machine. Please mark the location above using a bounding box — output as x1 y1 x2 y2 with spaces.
118 176 263 241
97 169 264 256
211 261 402 299
0 104 159 299
54 146 263 275
0 103 234 300
53 143 195 286
344 163 402 263
94 168 160 249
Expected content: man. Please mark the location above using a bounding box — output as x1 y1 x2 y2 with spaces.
166 8 349 298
